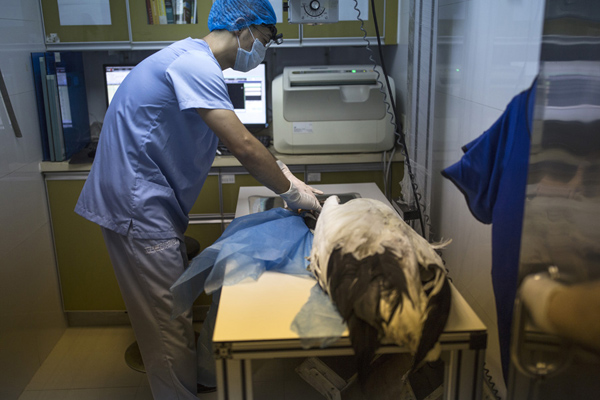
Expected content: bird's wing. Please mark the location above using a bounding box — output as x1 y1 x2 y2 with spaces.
309 195 341 291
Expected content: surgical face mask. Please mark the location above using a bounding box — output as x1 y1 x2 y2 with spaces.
233 29 266 72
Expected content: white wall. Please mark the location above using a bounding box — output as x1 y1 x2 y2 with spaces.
0 1 67 399
430 0 545 398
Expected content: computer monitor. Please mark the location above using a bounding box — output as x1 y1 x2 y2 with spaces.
222 63 268 128
103 63 268 129
103 64 135 107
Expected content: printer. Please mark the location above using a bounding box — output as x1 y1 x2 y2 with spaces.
272 65 396 154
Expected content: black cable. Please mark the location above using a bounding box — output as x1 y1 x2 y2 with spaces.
483 363 501 400
365 0 426 238
352 2 396 200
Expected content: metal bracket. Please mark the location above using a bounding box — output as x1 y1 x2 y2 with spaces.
46 33 60 43
215 343 233 359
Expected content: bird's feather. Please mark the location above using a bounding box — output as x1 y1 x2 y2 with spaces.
309 196 451 382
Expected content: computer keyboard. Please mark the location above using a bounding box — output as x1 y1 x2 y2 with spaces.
217 135 271 156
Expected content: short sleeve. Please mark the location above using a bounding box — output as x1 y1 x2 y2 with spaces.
165 50 234 112
442 97 520 224
441 80 536 225
441 111 512 224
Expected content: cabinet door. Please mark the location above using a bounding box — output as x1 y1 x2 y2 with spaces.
129 0 212 42
184 222 223 307
302 0 398 44
189 174 220 215
221 173 262 214
41 0 130 43
46 179 126 311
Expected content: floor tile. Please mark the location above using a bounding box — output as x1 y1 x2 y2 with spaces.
25 326 143 391
19 387 140 400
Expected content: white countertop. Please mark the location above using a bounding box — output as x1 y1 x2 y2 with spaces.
40 149 403 173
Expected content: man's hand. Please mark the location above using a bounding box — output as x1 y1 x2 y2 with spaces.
520 273 563 333
276 160 322 211
276 160 324 196
279 181 322 211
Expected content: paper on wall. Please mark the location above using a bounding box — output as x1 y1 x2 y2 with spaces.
58 0 112 26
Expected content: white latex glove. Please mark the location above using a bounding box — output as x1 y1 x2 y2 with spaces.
276 160 324 196
279 181 322 211
520 273 564 333
276 160 323 211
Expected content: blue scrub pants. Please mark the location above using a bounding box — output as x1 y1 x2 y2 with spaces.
101 228 200 400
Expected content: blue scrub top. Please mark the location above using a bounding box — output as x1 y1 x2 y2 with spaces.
75 38 234 240
441 79 537 381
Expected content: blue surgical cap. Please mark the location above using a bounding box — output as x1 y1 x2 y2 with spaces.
208 0 277 32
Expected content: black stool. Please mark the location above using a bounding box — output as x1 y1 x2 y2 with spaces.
125 236 201 373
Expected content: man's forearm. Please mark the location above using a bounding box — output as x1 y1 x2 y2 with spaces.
197 108 289 194
233 138 290 194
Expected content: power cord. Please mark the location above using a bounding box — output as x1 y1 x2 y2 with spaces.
353 0 427 238
483 362 502 400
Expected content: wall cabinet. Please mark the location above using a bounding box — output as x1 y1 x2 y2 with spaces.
40 0 396 49
45 161 402 313
128 0 212 43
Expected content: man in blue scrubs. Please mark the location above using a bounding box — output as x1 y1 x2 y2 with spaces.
75 1 321 398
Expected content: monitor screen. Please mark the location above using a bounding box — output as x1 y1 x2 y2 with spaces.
222 63 267 127
104 64 135 107
103 63 268 128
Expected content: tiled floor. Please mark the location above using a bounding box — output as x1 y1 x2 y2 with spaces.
18 324 445 400
17 325 341 400
18 326 158 400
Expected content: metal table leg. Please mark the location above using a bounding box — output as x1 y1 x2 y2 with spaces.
443 348 485 400
216 358 253 400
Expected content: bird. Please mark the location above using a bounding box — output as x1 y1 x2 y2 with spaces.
309 196 452 382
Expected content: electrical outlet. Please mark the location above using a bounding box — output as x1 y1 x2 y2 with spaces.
221 174 235 184
307 173 321 182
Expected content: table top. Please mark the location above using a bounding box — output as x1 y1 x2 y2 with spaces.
213 183 487 351
213 271 486 345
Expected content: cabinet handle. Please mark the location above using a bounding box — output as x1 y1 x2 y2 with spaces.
0 68 22 138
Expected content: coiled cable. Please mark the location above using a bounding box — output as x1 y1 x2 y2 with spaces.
483 362 501 400
353 0 426 238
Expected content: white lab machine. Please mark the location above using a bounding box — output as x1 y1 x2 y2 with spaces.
272 65 396 154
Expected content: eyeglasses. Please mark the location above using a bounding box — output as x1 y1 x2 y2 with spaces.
252 24 283 47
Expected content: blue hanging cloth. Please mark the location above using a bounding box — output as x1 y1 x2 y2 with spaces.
170 208 314 318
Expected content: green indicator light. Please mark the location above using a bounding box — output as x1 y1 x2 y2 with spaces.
352 69 356 73
456 68 460 72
